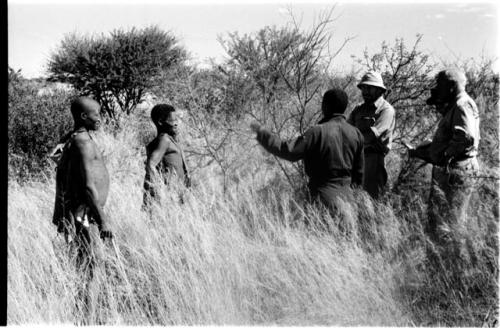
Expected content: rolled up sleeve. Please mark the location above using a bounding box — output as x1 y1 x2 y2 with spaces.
370 105 395 138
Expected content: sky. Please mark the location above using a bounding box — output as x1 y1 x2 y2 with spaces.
8 0 499 78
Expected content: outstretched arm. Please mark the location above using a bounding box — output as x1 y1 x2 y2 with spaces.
250 123 313 162
408 141 434 164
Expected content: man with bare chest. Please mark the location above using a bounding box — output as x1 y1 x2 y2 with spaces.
51 96 112 323
142 104 190 208
53 97 112 263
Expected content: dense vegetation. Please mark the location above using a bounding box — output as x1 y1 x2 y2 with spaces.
8 14 499 326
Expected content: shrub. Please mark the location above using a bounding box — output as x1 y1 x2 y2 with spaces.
47 26 187 121
8 68 75 181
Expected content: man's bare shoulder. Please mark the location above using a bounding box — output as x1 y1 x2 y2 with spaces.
73 131 91 143
72 132 96 155
156 134 174 148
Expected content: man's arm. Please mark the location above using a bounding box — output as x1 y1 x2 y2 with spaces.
145 136 170 178
75 137 110 236
444 103 476 159
409 141 434 163
251 123 314 162
365 105 395 145
143 136 171 205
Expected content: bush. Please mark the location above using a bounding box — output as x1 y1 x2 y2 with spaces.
8 68 75 181
47 26 187 120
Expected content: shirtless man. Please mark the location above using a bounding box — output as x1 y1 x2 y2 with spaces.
53 97 112 263
51 97 112 323
142 104 190 208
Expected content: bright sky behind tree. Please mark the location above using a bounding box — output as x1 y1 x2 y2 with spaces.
8 0 499 78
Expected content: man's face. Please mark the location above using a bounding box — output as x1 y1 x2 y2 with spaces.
426 76 454 115
159 111 179 136
430 76 452 105
81 102 102 131
359 85 384 104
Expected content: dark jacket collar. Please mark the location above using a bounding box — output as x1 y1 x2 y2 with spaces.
318 113 346 124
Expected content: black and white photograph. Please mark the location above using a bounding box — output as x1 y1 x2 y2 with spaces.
7 0 499 326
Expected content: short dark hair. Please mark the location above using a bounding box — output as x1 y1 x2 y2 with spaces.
322 89 349 115
151 104 175 124
70 97 98 121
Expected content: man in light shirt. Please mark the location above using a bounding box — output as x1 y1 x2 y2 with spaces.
348 71 395 199
408 68 480 245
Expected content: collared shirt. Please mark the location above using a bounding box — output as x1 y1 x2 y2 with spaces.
348 96 395 154
256 114 365 192
416 91 480 166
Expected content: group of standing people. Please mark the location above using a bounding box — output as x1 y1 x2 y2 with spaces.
250 70 395 211
51 67 481 308
250 68 481 248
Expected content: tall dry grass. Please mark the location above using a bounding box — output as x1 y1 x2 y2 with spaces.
8 121 498 326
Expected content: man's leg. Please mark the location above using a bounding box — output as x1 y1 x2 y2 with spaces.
426 164 476 272
317 185 355 235
363 153 387 199
74 223 104 324
426 166 449 242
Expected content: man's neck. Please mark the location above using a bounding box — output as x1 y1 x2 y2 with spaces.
73 125 87 133
158 129 176 140
365 96 383 106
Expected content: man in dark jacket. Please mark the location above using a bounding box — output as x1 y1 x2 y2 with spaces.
250 89 364 212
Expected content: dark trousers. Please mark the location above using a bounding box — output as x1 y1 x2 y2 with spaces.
309 181 354 232
363 152 388 199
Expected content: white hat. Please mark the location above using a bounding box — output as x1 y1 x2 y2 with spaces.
357 71 387 91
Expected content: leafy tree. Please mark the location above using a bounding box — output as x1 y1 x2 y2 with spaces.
47 26 187 120
153 64 257 193
218 8 352 191
220 8 351 137
8 68 75 180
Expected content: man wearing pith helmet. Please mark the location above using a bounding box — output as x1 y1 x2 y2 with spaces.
348 71 395 199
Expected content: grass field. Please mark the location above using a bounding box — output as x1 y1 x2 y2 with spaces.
8 125 498 326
